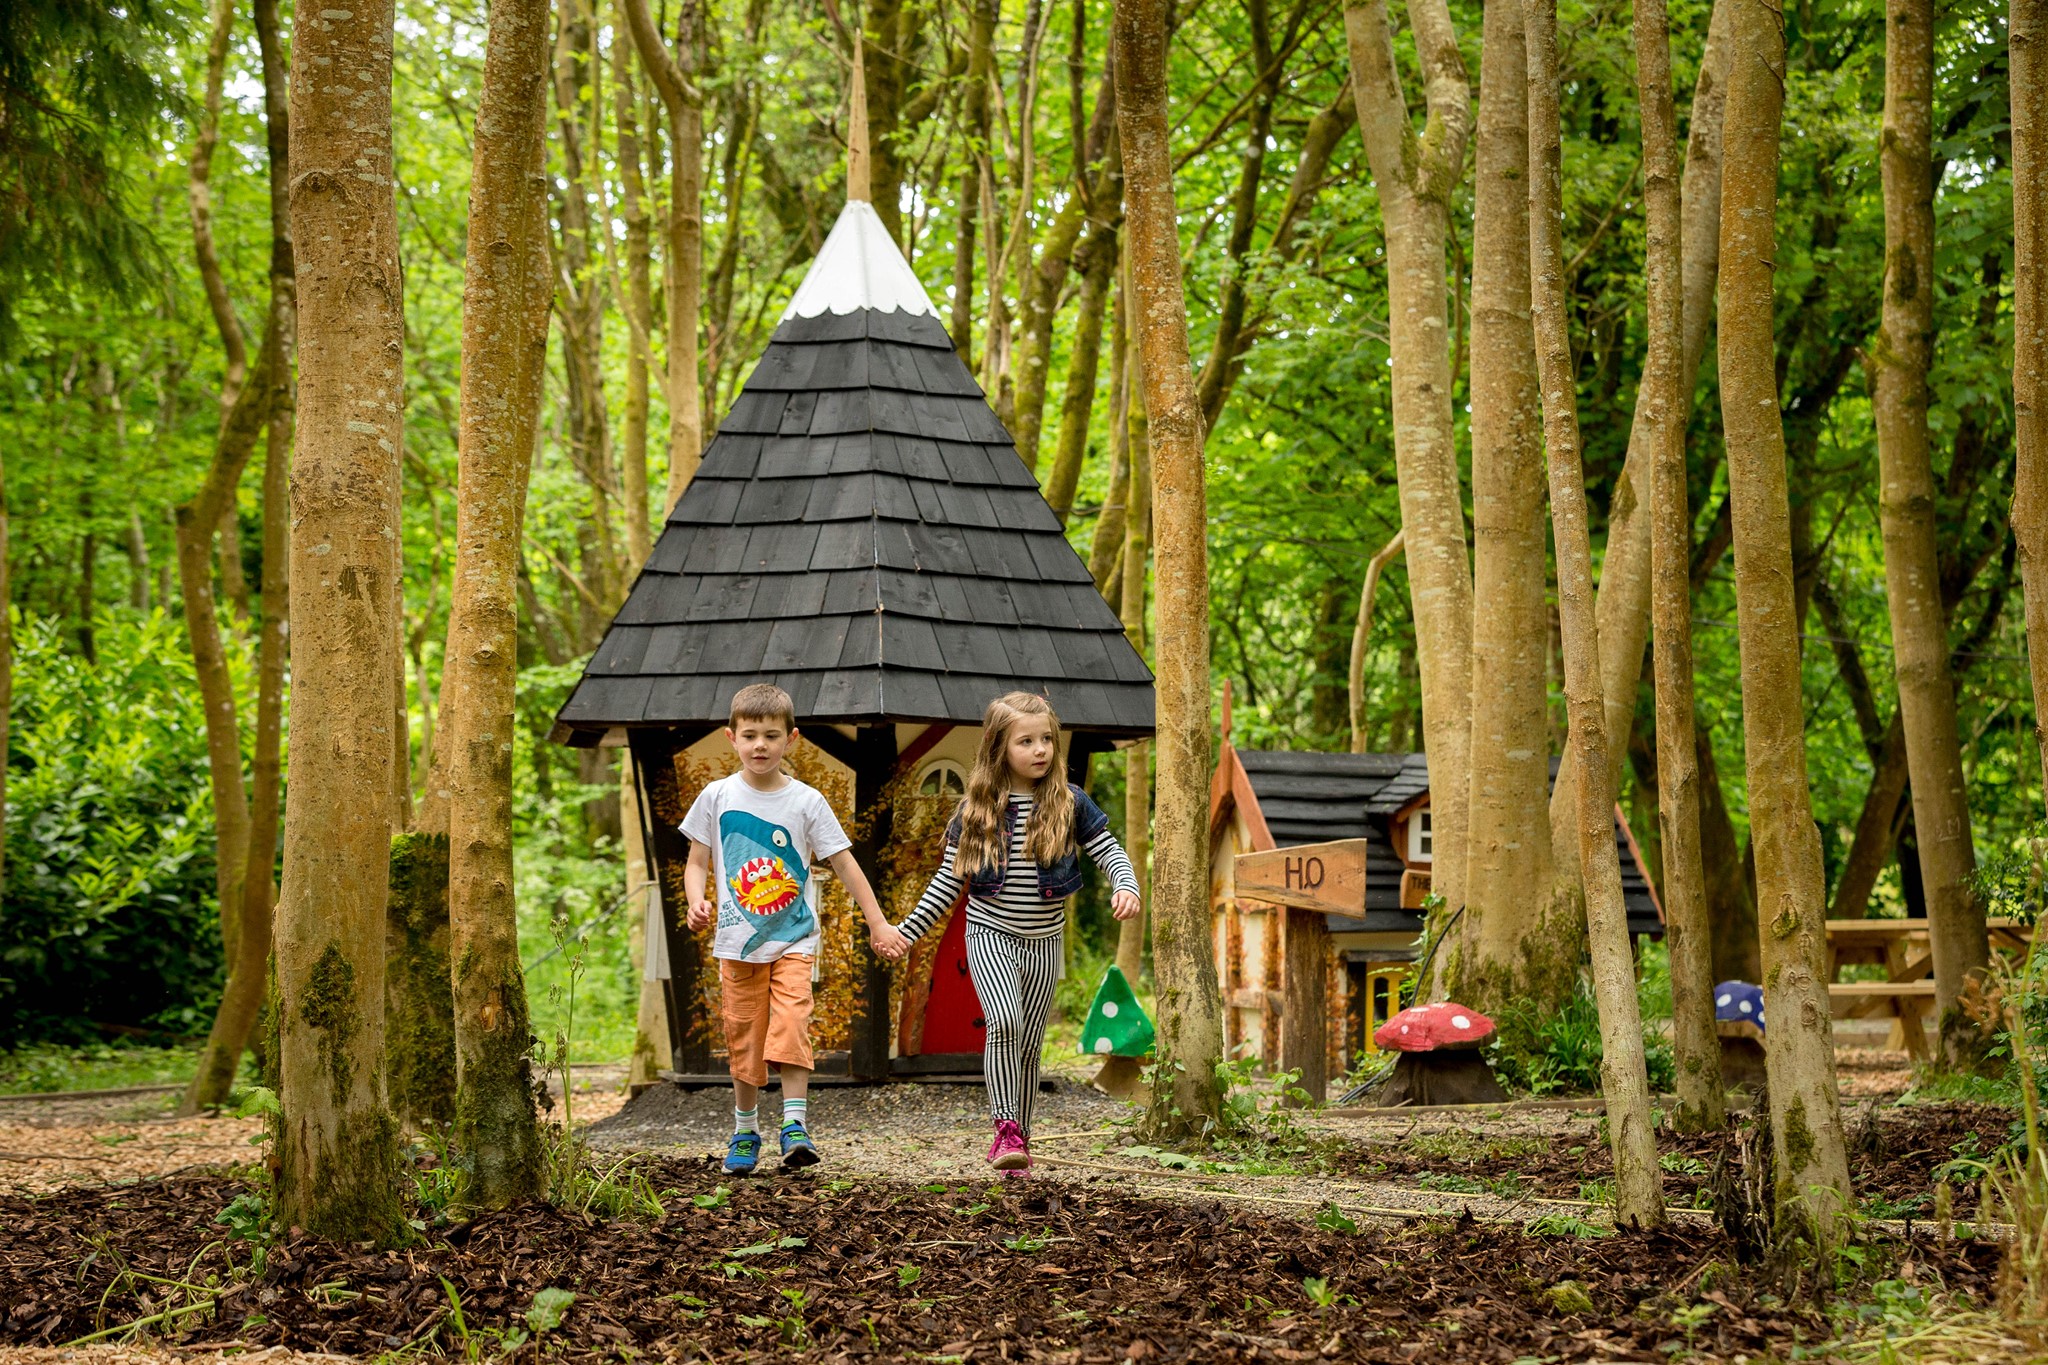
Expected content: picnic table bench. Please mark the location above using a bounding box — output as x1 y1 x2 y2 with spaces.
1824 917 2033 1059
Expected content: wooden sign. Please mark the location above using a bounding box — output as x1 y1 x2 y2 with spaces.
1234 839 1370 916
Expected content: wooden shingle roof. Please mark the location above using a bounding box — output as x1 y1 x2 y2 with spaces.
553 204 1155 742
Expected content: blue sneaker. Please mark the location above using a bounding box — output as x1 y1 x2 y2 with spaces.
779 1119 820 1168
723 1131 762 1175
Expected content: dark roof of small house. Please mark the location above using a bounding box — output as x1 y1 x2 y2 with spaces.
1232 748 1663 939
552 206 1154 744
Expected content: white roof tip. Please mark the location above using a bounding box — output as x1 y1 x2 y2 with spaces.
780 200 939 321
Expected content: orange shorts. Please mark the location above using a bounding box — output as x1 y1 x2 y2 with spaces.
718 954 815 1087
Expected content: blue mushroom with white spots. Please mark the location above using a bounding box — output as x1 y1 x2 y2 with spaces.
1714 980 1765 1033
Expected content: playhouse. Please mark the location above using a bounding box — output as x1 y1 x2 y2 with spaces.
550 197 1154 1082
1208 701 1663 1097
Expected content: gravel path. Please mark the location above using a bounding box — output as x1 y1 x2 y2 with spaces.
583 1068 1651 1231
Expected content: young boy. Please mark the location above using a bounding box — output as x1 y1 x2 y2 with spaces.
681 683 905 1174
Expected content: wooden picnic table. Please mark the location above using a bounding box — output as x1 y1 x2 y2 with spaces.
1822 917 2033 1059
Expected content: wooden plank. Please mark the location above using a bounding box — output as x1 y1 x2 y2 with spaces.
1234 838 1369 916
1825 918 1928 938
848 725 898 1080
1279 906 1330 1105
1828 980 1936 998
631 727 715 1073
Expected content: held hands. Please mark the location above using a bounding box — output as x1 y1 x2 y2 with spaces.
868 920 911 961
1111 890 1142 922
687 898 714 932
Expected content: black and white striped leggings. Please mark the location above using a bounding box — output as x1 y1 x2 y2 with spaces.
965 922 1063 1134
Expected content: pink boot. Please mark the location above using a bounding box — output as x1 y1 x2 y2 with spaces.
987 1119 1030 1172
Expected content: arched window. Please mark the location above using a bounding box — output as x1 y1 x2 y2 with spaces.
917 757 967 798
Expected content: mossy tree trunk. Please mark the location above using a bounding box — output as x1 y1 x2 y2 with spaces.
1635 0 1723 1134
1526 0 1666 1231
387 833 455 1131
444 0 554 1206
1342 0 1474 916
1115 0 1226 1143
1544 0 1730 931
1443 0 1555 1018
275 0 406 1243
1874 0 1988 1064
2012 0 2048 810
1718 0 1852 1239
1117 299 1152 986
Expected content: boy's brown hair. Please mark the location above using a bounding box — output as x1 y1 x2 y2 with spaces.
728 683 796 731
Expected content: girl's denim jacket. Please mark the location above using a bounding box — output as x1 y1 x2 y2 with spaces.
945 784 1111 901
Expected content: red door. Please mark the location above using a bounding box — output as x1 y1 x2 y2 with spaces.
919 896 986 1055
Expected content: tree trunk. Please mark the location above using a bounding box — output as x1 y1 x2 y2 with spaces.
276 0 406 1242
1636 0 1722 1133
623 760 670 1088
1832 715 1911 918
182 0 295 1114
1087 268 1131 598
1115 0 1225 1143
2016 0 2048 808
951 0 997 370
1348 530 1404 752
1717 0 1851 1236
1011 72 1120 473
445 0 553 1206
1342 0 1474 914
1444 0 1554 1018
1875 0 1986 1064
1526 0 1665 1230
177 0 274 975
612 18 656 570
189 0 248 421
1117 303 1153 986
1696 716 1761 982
387 832 455 1131
1547 0 1730 919
1191 0 1276 433
624 0 704 498
0 449 10 907
125 509 150 611
1045 224 1118 524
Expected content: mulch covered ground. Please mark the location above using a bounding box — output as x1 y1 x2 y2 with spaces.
1342 1101 2020 1214
0 1159 2005 1363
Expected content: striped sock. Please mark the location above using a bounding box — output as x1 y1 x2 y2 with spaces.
734 1105 758 1136
783 1097 808 1128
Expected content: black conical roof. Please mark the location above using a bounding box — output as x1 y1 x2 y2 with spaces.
553 205 1154 742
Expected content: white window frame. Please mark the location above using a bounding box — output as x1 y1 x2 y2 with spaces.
1407 807 1433 863
916 757 968 798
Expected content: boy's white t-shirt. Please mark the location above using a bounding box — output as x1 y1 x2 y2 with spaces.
680 772 851 964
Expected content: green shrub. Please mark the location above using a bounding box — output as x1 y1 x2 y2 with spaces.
1488 977 1677 1097
0 611 225 1040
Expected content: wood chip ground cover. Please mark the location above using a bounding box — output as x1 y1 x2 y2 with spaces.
1336 1101 2019 1214
0 1161 2005 1363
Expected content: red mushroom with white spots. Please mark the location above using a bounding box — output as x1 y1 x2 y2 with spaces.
1370 1001 1507 1106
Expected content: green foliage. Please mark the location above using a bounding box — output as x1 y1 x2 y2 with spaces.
0 0 186 347
1525 1213 1613 1240
1 612 225 1040
0 1040 205 1094
1487 976 1677 1097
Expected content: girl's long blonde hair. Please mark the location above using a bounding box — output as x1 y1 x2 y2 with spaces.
953 692 1076 879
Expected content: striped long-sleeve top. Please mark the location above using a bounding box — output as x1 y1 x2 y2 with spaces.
899 793 1139 941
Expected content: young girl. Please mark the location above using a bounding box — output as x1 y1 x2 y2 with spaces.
879 693 1141 1175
